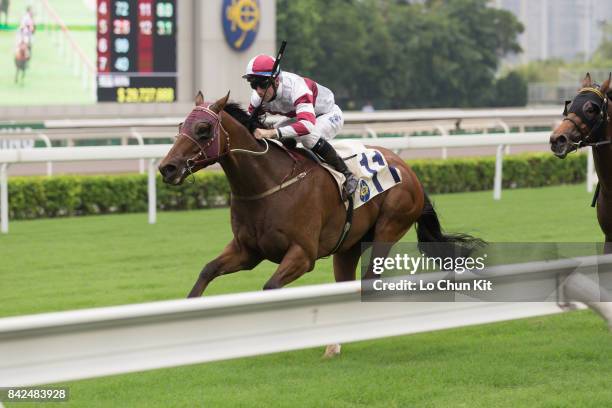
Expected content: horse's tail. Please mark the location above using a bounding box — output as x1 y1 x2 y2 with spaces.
416 192 485 258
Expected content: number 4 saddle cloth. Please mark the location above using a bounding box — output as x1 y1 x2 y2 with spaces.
321 140 403 209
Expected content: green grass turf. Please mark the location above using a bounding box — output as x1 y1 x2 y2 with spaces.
1 184 611 407
0 0 95 106
0 183 605 317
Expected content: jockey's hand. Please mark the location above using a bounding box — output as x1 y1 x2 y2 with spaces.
254 128 278 140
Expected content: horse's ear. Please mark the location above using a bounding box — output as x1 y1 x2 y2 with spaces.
195 91 204 106
582 72 592 88
600 72 612 95
209 91 230 114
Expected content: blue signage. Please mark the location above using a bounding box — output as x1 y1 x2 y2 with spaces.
222 0 260 52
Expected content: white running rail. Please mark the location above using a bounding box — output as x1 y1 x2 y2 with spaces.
0 255 611 387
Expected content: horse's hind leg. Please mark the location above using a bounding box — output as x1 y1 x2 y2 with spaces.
322 242 363 359
363 216 419 280
187 239 262 298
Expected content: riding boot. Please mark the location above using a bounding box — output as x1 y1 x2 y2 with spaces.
311 139 359 200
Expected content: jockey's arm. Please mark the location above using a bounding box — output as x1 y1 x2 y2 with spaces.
276 93 316 139
248 92 278 140
248 89 317 140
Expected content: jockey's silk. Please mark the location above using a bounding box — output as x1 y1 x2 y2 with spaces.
248 71 336 138
20 12 34 33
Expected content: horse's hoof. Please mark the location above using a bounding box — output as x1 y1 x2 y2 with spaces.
322 343 341 359
558 302 580 311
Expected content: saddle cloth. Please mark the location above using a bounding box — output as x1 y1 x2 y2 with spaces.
322 141 402 208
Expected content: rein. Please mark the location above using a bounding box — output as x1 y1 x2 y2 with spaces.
231 168 312 201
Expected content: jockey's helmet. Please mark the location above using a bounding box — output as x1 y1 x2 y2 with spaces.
242 54 280 79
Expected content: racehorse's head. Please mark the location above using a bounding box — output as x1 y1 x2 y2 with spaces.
550 73 612 158
159 91 230 185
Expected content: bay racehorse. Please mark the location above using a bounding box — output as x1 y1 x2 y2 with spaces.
14 39 29 84
549 73 612 329
159 92 483 354
550 73 612 251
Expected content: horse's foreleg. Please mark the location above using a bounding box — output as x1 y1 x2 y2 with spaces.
187 239 261 298
262 244 314 290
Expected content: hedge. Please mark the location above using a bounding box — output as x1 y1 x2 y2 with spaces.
8 172 231 220
5 152 587 220
410 152 587 194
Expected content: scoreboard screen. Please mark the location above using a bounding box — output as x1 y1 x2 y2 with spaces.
96 0 177 103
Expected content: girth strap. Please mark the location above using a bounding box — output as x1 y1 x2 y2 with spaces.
329 195 354 255
592 182 600 208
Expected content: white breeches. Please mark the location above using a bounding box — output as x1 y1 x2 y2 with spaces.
276 104 344 149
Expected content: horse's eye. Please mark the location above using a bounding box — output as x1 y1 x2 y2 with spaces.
194 122 212 139
582 101 598 120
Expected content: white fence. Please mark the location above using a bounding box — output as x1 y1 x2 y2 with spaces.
0 132 589 234
0 106 563 150
1 254 611 387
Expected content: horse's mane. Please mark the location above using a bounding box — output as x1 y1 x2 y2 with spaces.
223 102 267 134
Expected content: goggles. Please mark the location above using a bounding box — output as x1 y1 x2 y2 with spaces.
247 76 271 90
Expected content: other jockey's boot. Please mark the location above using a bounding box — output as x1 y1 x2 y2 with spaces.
312 139 359 200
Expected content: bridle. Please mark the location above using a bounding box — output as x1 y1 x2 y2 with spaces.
562 87 610 148
177 105 230 173
176 105 270 175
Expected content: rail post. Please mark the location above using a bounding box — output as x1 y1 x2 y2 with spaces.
587 147 597 193
148 159 158 224
435 125 449 159
493 144 505 200
1 164 9 234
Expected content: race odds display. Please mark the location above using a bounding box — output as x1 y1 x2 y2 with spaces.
96 0 177 103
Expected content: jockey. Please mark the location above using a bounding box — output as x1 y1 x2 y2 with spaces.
18 6 34 47
20 6 34 32
243 54 359 199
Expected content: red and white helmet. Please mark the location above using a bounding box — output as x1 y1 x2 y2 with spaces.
243 54 280 78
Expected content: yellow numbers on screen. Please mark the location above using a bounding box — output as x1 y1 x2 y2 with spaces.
117 87 175 103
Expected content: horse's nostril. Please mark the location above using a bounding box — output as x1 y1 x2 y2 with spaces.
550 133 570 157
160 164 177 178
550 134 569 151
550 134 567 146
